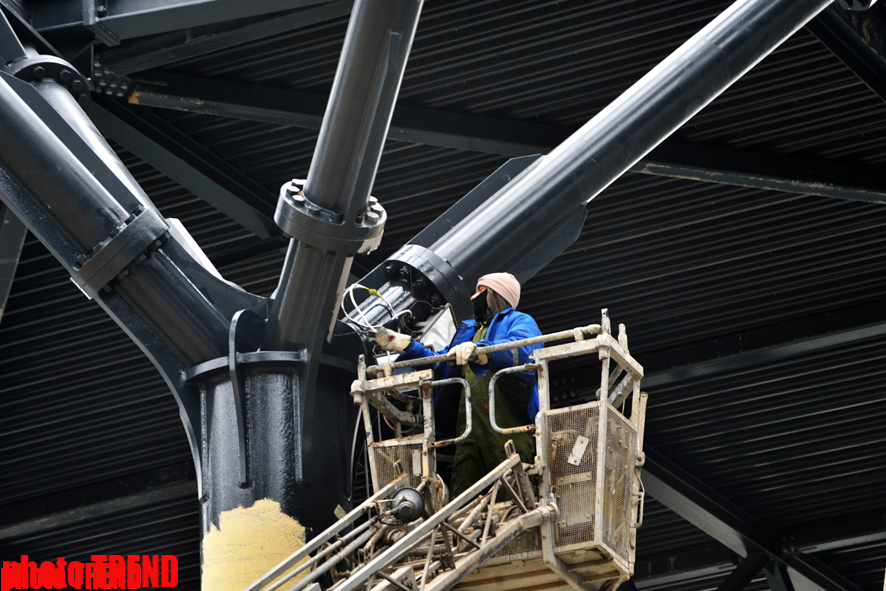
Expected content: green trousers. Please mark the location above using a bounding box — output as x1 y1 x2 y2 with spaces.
450 357 535 498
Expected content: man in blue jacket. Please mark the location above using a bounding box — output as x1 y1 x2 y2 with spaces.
375 273 542 497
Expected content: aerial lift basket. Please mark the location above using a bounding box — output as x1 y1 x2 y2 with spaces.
245 310 647 591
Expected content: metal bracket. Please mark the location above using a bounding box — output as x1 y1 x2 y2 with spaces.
227 309 266 488
0 9 26 67
82 0 120 47
275 179 386 254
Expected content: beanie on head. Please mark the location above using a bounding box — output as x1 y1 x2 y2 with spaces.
477 272 521 309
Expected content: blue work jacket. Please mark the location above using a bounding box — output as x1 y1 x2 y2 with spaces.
400 308 544 421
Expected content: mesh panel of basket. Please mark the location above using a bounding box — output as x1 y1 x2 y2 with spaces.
603 410 636 564
369 439 424 491
546 404 600 548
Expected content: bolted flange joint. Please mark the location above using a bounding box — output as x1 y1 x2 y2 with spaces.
71 205 169 300
6 55 93 108
274 179 386 255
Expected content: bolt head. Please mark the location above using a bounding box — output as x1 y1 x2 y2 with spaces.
71 79 84 92
33 66 46 79
59 69 72 82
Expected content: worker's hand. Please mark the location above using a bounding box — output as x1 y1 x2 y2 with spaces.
450 342 487 366
374 328 412 353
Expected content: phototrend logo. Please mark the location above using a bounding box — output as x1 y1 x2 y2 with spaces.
1 555 178 590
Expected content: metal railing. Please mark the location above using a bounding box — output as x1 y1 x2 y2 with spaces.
364 324 603 377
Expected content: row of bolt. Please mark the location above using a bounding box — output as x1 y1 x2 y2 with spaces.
93 60 130 98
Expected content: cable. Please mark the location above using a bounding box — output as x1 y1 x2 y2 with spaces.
341 283 411 334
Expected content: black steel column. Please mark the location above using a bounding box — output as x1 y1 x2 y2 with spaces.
194 2 423 588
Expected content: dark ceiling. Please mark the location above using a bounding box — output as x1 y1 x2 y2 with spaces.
1 0 885 590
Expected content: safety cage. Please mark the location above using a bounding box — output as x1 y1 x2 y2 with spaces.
247 310 647 591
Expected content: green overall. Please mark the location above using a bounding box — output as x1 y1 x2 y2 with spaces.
450 322 536 497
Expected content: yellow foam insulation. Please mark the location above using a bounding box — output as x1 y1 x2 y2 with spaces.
202 499 309 591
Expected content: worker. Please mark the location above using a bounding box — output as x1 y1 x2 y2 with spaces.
375 272 543 497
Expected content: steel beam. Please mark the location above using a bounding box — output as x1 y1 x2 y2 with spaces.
632 508 885 588
0 7 26 64
634 546 737 588
766 561 797 591
8 0 334 43
643 449 772 558
642 298 886 389
634 142 886 205
642 449 864 591
0 204 26 325
0 462 196 540
90 100 280 239
785 555 868 591
124 71 572 154
644 320 886 389
99 0 353 75
806 4 886 103
547 298 886 406
129 72 886 204
716 553 770 591
789 512 886 554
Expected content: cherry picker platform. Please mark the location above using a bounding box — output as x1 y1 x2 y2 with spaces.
245 311 647 591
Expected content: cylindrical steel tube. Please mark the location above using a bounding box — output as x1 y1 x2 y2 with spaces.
366 325 602 374
269 242 352 348
0 71 229 364
488 365 539 435
0 74 128 252
32 79 155 212
271 0 424 349
424 0 833 293
303 0 423 216
427 377 472 448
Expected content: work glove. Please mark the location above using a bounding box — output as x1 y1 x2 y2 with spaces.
374 328 412 353
450 342 487 366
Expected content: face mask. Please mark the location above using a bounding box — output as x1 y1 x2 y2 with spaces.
472 294 489 320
